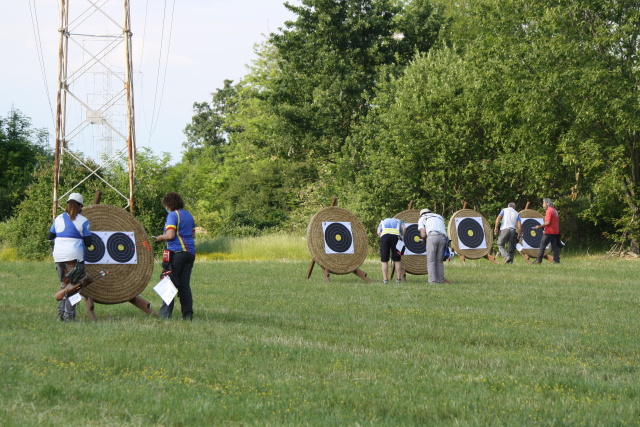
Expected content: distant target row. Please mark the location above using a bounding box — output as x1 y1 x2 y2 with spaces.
307 204 558 278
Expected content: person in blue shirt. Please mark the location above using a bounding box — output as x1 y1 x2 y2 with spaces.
49 193 92 321
155 192 196 320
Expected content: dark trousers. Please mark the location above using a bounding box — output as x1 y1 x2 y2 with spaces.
159 251 195 319
537 233 560 263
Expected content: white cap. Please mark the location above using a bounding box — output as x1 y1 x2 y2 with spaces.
67 193 84 205
419 208 431 215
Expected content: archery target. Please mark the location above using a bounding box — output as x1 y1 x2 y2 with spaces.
322 221 354 254
85 231 137 264
455 217 487 250
522 218 546 250
84 233 106 263
403 223 426 255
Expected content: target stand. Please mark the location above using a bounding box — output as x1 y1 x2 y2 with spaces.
306 198 373 283
448 204 497 264
75 191 158 320
518 202 553 262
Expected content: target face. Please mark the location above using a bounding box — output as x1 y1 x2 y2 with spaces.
403 223 426 255
322 222 354 254
522 218 545 249
455 217 487 250
85 231 137 264
84 233 106 263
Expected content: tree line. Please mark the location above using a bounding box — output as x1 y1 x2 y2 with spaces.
3 0 639 259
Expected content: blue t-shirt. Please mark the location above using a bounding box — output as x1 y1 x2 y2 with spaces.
165 209 196 254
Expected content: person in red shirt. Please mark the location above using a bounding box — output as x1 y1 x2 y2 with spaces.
533 198 560 264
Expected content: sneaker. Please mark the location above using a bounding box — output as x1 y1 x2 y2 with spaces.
396 279 402 284
383 280 389 284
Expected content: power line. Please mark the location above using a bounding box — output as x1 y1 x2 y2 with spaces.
149 0 176 136
28 0 55 128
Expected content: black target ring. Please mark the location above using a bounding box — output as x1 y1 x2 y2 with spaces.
457 218 485 249
404 224 426 254
84 233 106 263
106 232 136 263
324 222 353 253
522 219 543 249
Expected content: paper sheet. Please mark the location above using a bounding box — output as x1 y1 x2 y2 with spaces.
154 276 178 305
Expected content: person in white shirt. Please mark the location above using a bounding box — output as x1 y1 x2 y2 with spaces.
493 202 522 264
417 208 447 283
48 193 92 321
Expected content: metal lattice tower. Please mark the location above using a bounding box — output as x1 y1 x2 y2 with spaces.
53 0 136 217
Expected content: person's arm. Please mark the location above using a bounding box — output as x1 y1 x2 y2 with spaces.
419 227 426 239
494 214 503 234
535 212 551 230
516 219 522 237
156 228 176 242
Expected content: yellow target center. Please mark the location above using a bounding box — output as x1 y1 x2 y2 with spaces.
530 230 536 237
414 236 420 243
335 235 342 242
467 230 474 237
88 245 95 250
118 244 125 251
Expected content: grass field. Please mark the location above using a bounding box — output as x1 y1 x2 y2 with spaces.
1 254 639 425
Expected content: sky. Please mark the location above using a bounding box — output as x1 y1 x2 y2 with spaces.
1 0 296 163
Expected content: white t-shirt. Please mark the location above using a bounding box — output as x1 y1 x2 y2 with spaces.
418 213 446 236
498 207 521 230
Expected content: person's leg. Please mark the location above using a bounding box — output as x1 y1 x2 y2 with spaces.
506 229 516 262
497 229 510 260
434 235 446 282
380 261 389 281
173 252 195 320
426 236 438 283
551 235 560 263
536 234 551 263
389 237 402 283
56 262 66 321
56 261 76 321
379 235 392 282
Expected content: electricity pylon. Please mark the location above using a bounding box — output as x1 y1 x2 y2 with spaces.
53 0 136 217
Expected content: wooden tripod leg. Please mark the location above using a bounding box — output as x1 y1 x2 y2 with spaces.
323 268 331 282
353 268 374 283
84 297 96 322
129 296 159 318
306 259 316 279
484 254 499 264
521 252 531 261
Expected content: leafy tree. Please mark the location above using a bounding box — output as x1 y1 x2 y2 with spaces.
182 79 238 162
0 109 52 221
262 0 444 161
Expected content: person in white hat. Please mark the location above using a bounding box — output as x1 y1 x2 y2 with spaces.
417 208 447 283
48 193 92 321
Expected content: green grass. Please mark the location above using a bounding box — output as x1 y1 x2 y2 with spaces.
196 233 311 261
1 254 639 425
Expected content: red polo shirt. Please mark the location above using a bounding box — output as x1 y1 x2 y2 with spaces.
544 206 559 235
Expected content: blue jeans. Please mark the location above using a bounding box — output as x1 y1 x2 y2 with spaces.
159 251 195 319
